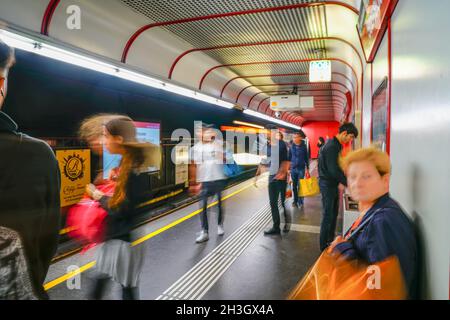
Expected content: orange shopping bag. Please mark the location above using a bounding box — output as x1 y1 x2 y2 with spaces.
288 249 407 300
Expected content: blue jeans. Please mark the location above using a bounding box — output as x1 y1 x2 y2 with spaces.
291 168 305 205
200 180 226 232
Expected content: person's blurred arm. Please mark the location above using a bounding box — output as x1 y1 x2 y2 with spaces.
275 160 290 180
274 142 290 180
188 145 201 194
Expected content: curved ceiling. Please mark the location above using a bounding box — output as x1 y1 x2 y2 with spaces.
0 0 364 126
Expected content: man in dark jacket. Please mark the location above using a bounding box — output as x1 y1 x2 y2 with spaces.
318 123 358 251
289 130 310 209
0 40 61 299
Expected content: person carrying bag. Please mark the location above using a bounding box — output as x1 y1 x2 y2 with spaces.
298 170 320 198
288 208 407 300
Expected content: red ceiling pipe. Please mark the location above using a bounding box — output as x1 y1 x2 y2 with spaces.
169 37 363 79
199 58 359 96
235 81 352 104
221 71 356 99
257 97 271 112
41 0 61 35
264 103 272 114
286 114 296 123
122 1 358 63
243 84 352 108
199 58 361 119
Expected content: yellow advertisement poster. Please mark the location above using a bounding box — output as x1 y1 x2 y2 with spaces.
56 149 91 207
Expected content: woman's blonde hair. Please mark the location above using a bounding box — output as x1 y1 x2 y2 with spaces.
339 147 391 176
78 114 130 142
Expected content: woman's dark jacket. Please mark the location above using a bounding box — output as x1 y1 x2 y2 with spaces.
100 171 149 243
334 193 418 299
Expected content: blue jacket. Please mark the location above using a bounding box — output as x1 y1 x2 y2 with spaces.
334 193 418 299
289 140 309 171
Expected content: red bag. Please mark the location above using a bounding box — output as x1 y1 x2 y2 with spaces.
66 181 116 244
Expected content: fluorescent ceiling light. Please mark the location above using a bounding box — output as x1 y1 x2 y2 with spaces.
233 120 264 129
309 60 332 82
243 109 300 130
0 29 233 109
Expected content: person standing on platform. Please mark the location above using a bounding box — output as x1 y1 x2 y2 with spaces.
189 124 227 243
256 125 291 235
317 137 325 157
0 40 61 299
318 123 358 251
289 130 310 209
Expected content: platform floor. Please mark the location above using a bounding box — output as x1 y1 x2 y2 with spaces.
46 162 342 300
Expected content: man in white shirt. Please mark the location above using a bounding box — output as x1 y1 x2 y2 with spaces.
189 124 226 243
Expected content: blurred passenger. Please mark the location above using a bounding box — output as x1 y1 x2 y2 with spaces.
318 123 358 251
289 130 310 209
79 113 130 184
317 137 325 156
83 116 155 300
256 125 290 235
189 124 227 243
331 148 418 299
0 40 61 299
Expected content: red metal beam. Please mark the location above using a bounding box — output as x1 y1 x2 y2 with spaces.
258 97 271 113
169 37 363 79
221 72 356 99
387 19 392 154
122 2 358 63
199 58 358 92
41 0 60 35
235 81 352 104
200 58 359 122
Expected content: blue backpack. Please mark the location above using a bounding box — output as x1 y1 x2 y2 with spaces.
223 151 242 178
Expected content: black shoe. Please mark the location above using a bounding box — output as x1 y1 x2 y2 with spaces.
292 202 298 208
264 227 281 235
283 224 290 233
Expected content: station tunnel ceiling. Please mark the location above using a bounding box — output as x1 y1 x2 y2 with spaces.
0 0 364 126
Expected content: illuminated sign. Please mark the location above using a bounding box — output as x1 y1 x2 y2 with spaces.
270 95 300 111
300 96 314 109
309 60 331 82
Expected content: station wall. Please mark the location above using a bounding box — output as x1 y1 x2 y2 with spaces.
361 0 450 299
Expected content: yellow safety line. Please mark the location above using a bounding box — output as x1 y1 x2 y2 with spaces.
44 261 96 291
137 189 184 208
44 182 255 291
